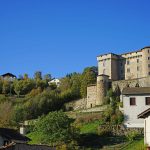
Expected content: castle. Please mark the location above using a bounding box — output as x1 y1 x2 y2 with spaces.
87 46 150 108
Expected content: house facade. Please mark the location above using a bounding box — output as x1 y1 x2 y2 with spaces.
138 108 150 148
48 78 60 87
121 87 150 128
1 73 16 81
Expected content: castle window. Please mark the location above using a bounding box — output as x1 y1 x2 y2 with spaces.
148 64 150 68
148 57 150 60
137 59 139 63
130 97 136 106
145 97 150 105
137 66 139 71
127 68 130 73
148 50 149 53
127 60 130 65
149 72 150 75
103 60 106 67
103 69 106 74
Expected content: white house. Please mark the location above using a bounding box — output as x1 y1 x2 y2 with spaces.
1 73 16 81
138 108 150 148
121 87 150 128
48 78 60 87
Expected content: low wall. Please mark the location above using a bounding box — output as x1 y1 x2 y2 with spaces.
112 76 150 91
65 98 87 111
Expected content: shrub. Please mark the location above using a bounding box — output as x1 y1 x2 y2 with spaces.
126 130 139 141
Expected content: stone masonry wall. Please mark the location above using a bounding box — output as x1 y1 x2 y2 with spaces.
87 85 97 108
65 98 87 111
112 76 150 91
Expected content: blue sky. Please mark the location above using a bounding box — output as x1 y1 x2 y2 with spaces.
0 0 150 78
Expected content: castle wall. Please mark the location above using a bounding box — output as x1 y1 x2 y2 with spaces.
97 47 150 81
112 76 150 91
65 98 87 111
97 53 119 80
142 48 150 77
87 85 97 108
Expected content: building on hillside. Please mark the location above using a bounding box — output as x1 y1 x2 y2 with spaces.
0 128 30 148
120 87 150 128
138 108 150 149
97 46 150 80
86 46 150 110
1 73 16 81
48 78 60 87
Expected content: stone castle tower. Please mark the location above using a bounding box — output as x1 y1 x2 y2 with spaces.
96 75 109 106
86 46 150 109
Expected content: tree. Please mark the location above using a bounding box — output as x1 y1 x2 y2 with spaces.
34 71 42 80
0 79 3 94
70 73 81 98
59 77 71 92
14 79 35 96
23 73 29 80
43 74 52 82
2 80 11 95
80 66 97 98
29 111 78 146
0 102 13 127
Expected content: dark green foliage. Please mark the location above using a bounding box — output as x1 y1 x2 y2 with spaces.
43 74 52 82
34 71 42 80
102 89 124 125
29 111 78 146
80 67 97 98
13 79 35 96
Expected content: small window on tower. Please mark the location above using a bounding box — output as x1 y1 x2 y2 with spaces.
127 60 130 65
127 68 130 73
137 59 139 63
103 60 106 67
103 69 106 74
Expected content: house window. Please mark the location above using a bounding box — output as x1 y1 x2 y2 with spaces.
127 60 130 65
137 59 139 63
127 68 130 73
145 97 150 105
130 97 136 105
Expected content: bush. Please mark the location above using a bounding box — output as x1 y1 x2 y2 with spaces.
126 130 139 141
28 111 79 146
98 126 111 136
